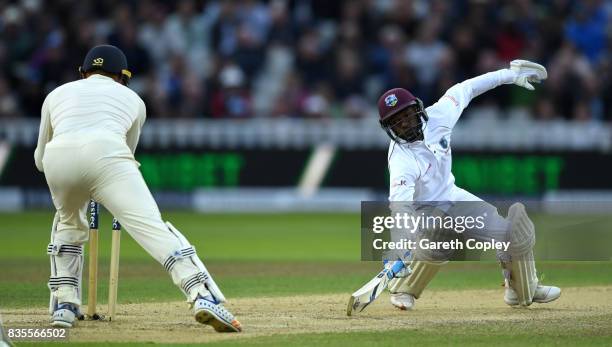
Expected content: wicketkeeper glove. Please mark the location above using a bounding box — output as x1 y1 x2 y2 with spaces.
509 59 547 91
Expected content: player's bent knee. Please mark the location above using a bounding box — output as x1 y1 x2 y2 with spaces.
507 203 535 256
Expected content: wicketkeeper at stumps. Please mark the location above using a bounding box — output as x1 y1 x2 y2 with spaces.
35 45 241 332
378 60 561 310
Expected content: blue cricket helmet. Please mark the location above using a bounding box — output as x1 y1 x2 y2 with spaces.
79 45 132 85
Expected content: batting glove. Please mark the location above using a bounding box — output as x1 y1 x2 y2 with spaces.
509 59 547 91
383 251 412 278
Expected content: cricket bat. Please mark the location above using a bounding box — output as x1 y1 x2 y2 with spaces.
347 260 406 316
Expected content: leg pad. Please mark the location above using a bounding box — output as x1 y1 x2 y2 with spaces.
389 261 446 299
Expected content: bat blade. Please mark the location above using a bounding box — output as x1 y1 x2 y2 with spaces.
347 260 405 316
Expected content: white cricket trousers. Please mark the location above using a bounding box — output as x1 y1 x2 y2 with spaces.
43 133 210 306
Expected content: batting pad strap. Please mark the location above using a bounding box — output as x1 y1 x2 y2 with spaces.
181 272 210 297
163 246 196 272
48 276 79 290
47 243 83 256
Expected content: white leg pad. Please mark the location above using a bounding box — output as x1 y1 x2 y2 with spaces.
165 222 227 303
47 246 84 307
388 261 446 299
48 212 60 315
48 213 84 311
506 203 538 306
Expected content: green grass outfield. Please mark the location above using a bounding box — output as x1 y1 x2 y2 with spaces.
1 211 612 346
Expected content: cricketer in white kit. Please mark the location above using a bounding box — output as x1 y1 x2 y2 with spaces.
378 60 561 310
35 45 241 332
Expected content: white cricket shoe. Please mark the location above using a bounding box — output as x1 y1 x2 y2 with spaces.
504 285 561 306
390 293 416 310
194 295 242 332
51 303 78 328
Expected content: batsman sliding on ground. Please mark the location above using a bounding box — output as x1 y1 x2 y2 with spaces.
349 60 561 314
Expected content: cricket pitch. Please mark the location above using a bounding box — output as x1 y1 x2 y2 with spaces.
4 286 612 344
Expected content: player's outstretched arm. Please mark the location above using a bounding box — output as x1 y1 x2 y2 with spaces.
434 59 547 128
457 59 547 105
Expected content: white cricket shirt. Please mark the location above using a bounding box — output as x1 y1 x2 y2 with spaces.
34 74 146 172
388 69 516 202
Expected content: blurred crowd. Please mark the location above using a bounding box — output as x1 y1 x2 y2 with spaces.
0 0 611 121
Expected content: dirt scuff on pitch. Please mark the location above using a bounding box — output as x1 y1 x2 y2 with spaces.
3 286 612 344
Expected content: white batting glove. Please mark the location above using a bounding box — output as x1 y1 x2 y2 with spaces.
509 59 547 90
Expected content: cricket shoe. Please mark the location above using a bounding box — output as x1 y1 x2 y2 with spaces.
194 295 242 332
390 293 416 310
504 285 561 306
51 303 79 328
